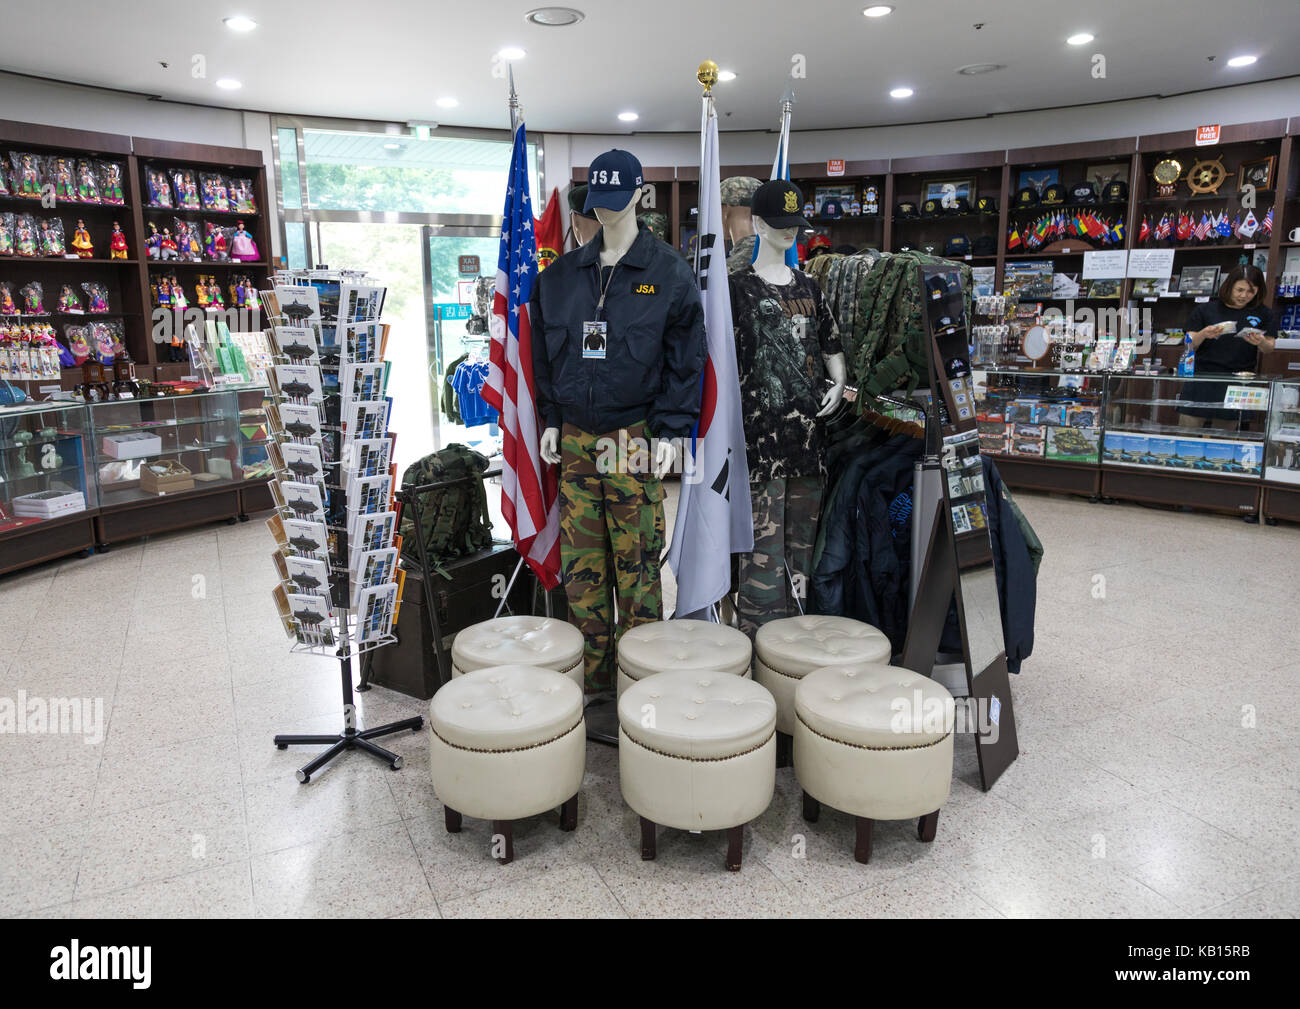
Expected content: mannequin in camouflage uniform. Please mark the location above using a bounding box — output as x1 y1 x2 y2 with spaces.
721 176 761 274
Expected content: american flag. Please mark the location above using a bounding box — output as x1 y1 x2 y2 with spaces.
482 122 560 589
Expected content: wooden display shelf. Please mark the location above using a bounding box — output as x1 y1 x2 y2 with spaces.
94 482 242 547
0 257 139 265
1100 464 1261 516
0 509 98 574
988 454 1102 497
1262 483 1300 523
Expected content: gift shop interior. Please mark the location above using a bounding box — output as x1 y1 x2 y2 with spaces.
0 0 1298 928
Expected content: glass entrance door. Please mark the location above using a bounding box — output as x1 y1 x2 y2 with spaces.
424 228 503 458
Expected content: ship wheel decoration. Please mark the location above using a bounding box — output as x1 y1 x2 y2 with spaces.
1186 156 1228 195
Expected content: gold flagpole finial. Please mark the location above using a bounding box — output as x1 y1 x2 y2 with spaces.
697 60 719 96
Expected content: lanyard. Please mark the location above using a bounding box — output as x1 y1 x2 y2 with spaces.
593 263 620 322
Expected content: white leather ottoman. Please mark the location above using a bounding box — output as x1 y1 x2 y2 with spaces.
451 616 584 690
429 664 585 864
794 664 954 864
616 620 752 698
618 670 776 871
753 615 892 766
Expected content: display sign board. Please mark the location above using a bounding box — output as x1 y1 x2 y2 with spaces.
826 159 845 177
1126 248 1176 278
456 279 475 304
457 255 480 276
1223 386 1270 411
432 302 474 321
1195 124 1221 146
1082 250 1128 279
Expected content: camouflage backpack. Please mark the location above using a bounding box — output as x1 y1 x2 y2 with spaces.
398 444 495 573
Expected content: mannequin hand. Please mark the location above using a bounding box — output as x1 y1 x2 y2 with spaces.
817 382 845 417
540 427 561 465
653 438 676 479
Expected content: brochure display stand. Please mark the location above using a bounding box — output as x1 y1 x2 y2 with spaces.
259 269 421 783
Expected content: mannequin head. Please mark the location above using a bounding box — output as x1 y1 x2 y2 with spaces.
568 184 601 246
752 216 799 252
720 176 761 242
593 187 642 228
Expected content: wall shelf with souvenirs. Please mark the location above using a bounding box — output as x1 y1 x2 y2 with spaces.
0 399 96 573
789 160 889 257
888 151 1006 261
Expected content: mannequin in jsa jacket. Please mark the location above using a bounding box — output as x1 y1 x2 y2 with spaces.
730 179 845 636
532 149 706 693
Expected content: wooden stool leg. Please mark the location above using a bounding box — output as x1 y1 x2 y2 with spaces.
802 790 820 823
854 817 874 865
725 824 744 871
775 731 793 768
444 806 462 833
493 820 514 864
918 810 939 843
640 817 657 861
559 793 578 832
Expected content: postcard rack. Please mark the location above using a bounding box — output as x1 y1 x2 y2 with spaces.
259 270 421 783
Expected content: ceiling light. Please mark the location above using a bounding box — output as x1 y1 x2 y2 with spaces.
436 97 459 108
717 70 737 82
498 46 527 60
1066 33 1094 46
1227 54 1257 67
223 15 257 31
524 7 584 26
889 87 913 98
618 112 639 122
957 63 1005 75
215 78 242 90
383 142 401 150
863 5 894 16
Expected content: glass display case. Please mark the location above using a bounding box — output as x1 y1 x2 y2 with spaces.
972 368 1106 496
1262 379 1300 524
1102 373 1268 517
236 385 275 513
86 388 245 543
0 400 96 572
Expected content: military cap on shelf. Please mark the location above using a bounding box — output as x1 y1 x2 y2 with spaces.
1015 187 1040 207
977 196 999 215
1041 183 1066 206
972 235 996 256
920 198 941 218
950 196 972 215
719 176 762 207
896 201 919 219
944 234 971 257
1103 180 1129 203
1070 181 1099 204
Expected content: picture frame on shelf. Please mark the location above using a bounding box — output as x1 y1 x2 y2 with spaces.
1085 163 1128 197
1237 155 1276 192
813 185 856 218
923 177 976 208
1017 168 1058 197
1177 265 1220 297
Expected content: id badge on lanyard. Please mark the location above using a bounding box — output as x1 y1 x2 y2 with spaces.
584 264 618 360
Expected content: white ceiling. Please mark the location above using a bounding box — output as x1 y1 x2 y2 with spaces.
2 0 1297 134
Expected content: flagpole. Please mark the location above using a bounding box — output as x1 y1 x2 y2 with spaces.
507 64 521 134
696 61 718 278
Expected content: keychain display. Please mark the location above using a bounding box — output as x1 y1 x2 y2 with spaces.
70 218 94 258
57 284 83 314
174 218 203 261
14 214 38 256
200 172 230 212
75 159 101 203
19 281 46 315
97 161 126 205
146 166 173 208
228 176 257 214
0 213 15 256
230 220 259 262
51 156 77 202
81 282 109 314
203 221 230 261
109 221 129 259
40 217 67 256
170 167 200 210
11 152 42 198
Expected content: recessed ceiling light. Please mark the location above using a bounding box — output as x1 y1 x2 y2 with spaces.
863 5 894 16
523 7 584 26
1066 32 1094 46
957 63 1005 75
383 142 401 150
618 111 639 122
717 70 737 82
215 78 242 90
223 15 257 32
889 87 913 98
498 46 527 60
436 97 459 108
1227 54 1257 67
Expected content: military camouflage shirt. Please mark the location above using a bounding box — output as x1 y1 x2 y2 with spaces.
726 235 757 275
730 266 842 483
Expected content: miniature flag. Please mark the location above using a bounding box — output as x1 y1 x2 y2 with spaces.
1239 211 1259 238
1138 216 1151 243
1261 206 1273 236
1156 214 1171 240
1007 224 1022 250
1194 213 1209 242
1176 212 1192 242
1216 212 1234 238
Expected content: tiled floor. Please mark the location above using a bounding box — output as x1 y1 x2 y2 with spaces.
2 491 1297 918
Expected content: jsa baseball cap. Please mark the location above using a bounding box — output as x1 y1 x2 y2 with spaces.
584 150 645 213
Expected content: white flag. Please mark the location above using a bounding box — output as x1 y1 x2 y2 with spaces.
666 97 753 618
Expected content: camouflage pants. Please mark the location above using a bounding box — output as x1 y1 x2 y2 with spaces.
737 476 822 639
559 423 665 693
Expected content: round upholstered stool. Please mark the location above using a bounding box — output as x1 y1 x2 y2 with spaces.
451 616 584 690
794 663 954 864
753 615 892 767
429 664 585 864
618 670 776 871
616 620 752 698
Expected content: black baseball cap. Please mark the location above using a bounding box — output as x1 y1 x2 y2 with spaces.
583 149 645 213
568 184 596 220
751 180 809 229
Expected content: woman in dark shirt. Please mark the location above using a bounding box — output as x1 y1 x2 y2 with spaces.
1179 265 1277 427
